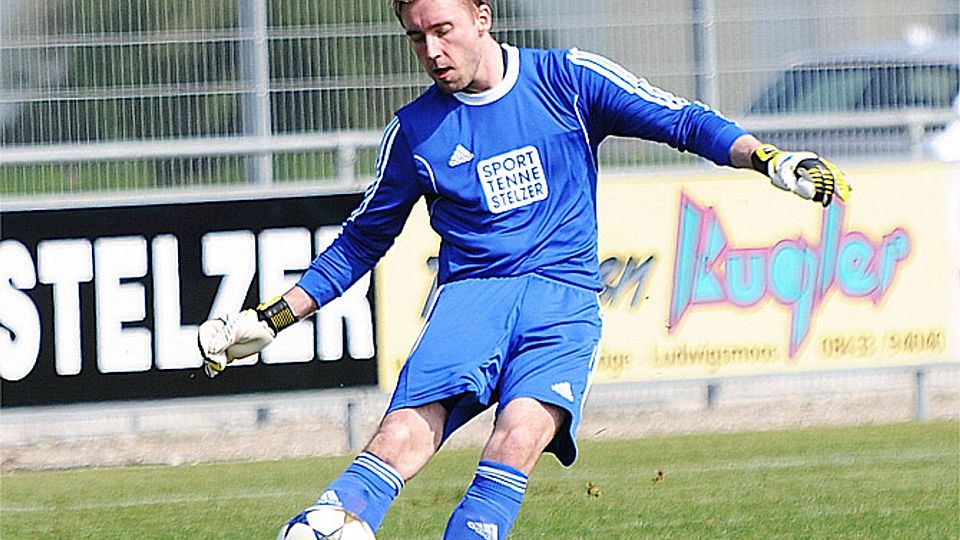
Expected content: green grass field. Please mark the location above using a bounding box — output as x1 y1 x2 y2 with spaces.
2 421 957 539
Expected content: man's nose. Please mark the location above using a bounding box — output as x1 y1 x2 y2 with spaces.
424 35 442 60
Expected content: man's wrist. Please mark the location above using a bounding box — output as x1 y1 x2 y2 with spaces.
728 134 764 169
256 297 297 334
749 143 781 175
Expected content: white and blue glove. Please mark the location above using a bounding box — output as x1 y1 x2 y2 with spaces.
751 144 852 207
197 297 296 378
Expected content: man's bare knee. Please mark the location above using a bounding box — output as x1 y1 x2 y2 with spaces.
365 402 447 480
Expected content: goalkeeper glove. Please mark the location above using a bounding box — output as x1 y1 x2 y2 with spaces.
751 144 851 207
197 296 297 378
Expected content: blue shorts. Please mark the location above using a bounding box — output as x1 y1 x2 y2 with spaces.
387 273 602 466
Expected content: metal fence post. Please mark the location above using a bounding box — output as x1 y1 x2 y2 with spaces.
693 0 719 107
240 0 274 185
705 380 720 409
913 368 930 422
908 121 926 160
346 400 358 452
337 143 357 183
256 406 271 427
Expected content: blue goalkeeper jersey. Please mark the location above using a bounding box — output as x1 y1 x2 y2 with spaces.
297 44 747 305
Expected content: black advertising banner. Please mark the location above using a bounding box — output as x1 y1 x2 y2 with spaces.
0 192 377 407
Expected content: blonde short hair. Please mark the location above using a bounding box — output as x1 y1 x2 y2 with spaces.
392 0 490 21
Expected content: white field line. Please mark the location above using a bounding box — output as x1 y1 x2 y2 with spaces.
688 448 955 474
1 489 299 514
2 448 955 514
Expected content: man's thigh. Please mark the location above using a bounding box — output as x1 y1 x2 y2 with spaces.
387 277 525 422
498 275 603 466
481 397 566 474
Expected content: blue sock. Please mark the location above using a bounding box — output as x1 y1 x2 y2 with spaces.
443 460 528 540
317 452 404 531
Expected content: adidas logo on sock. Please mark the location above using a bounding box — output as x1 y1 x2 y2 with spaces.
448 144 474 167
466 521 498 540
551 381 574 402
316 490 342 507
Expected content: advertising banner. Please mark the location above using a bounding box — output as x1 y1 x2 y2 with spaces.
375 163 959 388
1 192 378 407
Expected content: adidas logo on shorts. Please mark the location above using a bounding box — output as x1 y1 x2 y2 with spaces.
551 381 574 402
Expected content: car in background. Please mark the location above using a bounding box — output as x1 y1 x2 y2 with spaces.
740 34 959 160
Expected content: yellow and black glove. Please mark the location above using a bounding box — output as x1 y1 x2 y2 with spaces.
197 296 297 378
751 144 852 207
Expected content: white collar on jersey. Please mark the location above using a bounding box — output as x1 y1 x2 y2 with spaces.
453 43 519 106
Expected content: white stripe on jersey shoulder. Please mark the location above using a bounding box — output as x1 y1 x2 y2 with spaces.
567 49 638 93
374 116 401 176
566 48 689 111
454 43 520 106
347 117 400 223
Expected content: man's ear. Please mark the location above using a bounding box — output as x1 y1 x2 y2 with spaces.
476 3 492 35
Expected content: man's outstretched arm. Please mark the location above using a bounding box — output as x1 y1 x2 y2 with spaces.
197 117 422 379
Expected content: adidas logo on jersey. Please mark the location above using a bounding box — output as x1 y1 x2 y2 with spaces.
466 521 498 540
448 144 474 167
551 381 574 402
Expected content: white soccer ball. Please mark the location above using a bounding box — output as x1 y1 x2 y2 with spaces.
277 505 376 540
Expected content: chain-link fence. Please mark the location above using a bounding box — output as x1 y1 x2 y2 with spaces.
1 0 958 196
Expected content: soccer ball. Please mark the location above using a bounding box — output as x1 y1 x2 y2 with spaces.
277 505 376 540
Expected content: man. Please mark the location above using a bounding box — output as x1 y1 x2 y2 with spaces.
198 0 851 537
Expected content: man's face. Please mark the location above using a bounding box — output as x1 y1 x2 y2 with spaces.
400 0 489 93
